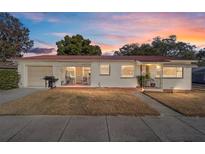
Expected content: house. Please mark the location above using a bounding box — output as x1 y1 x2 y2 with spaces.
0 61 17 70
192 67 205 84
16 55 196 91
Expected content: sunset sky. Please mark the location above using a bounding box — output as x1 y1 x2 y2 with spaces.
12 12 205 56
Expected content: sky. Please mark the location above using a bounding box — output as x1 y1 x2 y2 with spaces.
11 12 205 56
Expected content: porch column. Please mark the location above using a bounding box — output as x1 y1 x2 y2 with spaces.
140 64 144 90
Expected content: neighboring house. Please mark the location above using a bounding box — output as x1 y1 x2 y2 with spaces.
192 67 205 84
16 55 196 91
0 61 17 70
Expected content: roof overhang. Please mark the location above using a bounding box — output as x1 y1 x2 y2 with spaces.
163 64 198 68
16 55 196 63
169 60 198 63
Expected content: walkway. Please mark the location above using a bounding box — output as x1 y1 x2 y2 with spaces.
134 92 181 116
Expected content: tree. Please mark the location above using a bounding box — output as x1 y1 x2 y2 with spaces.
196 48 205 66
114 43 140 56
56 34 102 56
0 13 33 61
139 43 156 55
114 35 197 59
175 41 196 59
152 35 177 56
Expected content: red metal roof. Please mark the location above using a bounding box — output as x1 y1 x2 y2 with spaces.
17 55 185 62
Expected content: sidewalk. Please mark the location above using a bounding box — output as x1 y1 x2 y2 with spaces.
0 115 205 142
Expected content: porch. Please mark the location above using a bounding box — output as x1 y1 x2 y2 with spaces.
138 63 163 91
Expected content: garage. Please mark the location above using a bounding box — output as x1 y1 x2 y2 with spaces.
27 66 53 87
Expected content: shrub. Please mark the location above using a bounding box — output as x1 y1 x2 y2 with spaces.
0 69 19 90
136 73 150 87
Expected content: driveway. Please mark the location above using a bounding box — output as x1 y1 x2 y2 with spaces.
0 115 205 142
0 88 44 105
192 83 205 90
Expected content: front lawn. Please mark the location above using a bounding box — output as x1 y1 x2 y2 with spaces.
0 88 159 116
145 91 205 116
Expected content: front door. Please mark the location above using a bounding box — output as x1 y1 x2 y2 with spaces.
75 67 83 84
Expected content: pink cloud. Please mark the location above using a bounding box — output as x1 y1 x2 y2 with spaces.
91 13 205 50
20 13 44 22
92 41 121 52
34 39 57 49
48 32 72 38
18 13 60 23
24 40 57 57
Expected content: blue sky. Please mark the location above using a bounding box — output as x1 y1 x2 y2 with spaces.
11 12 205 56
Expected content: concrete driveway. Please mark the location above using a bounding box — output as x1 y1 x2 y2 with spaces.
0 115 205 142
192 83 205 90
0 88 44 105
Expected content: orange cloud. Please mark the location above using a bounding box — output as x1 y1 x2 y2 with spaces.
91 41 120 53
93 13 205 50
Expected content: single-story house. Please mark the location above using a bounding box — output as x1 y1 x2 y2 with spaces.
0 61 17 70
16 55 196 91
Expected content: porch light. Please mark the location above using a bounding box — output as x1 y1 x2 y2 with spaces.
156 65 161 69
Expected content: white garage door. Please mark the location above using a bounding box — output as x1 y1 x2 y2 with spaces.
27 66 53 87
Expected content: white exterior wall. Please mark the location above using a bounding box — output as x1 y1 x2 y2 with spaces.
17 61 92 87
90 61 139 87
17 60 193 90
17 62 26 87
17 61 56 87
162 67 192 90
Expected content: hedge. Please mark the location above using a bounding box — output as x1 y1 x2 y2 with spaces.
0 69 19 90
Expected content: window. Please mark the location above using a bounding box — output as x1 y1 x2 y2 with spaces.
83 67 91 77
121 65 134 77
155 65 162 78
66 67 75 77
163 67 183 78
100 64 110 75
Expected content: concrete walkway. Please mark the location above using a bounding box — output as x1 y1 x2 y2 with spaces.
0 115 205 142
0 88 44 105
134 93 181 116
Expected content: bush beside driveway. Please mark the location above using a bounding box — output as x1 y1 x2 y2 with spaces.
0 88 159 116
0 69 19 90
